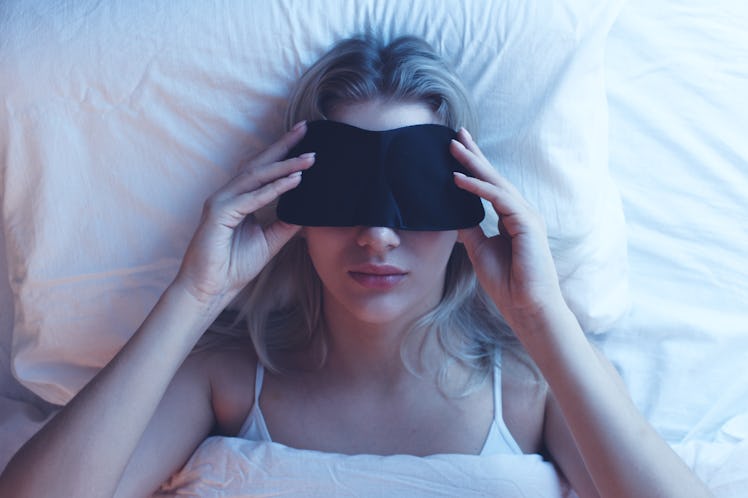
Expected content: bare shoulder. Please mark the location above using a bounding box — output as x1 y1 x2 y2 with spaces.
186 339 259 436
113 338 257 497
501 345 548 454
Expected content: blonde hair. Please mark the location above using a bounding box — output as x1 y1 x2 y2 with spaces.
284 35 478 133
211 35 515 393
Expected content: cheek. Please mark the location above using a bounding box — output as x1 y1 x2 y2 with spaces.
303 227 345 255
413 233 458 263
303 229 349 280
406 234 459 287
304 238 331 272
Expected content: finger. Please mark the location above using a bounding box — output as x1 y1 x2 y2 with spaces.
457 225 488 254
456 128 489 163
246 120 309 171
449 138 499 183
450 138 520 198
222 153 314 198
208 171 303 229
263 220 301 257
232 170 303 218
455 172 547 241
453 171 530 220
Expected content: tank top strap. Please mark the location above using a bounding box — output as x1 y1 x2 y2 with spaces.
491 352 505 419
493 358 502 421
254 362 265 404
480 354 524 455
237 362 272 441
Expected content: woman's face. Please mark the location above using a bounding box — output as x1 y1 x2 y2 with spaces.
302 100 459 326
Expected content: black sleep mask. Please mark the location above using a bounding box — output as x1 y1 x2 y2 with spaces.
276 120 484 230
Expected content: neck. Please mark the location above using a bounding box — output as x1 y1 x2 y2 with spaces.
319 292 439 388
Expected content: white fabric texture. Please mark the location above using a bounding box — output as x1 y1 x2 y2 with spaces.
1 0 748 494
152 435 748 498
153 438 574 498
0 0 627 405
597 0 748 444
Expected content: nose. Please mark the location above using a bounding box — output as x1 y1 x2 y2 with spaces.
356 226 401 253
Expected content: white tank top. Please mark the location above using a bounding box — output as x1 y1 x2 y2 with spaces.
237 361 523 456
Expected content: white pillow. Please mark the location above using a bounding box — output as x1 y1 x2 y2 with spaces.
0 0 627 405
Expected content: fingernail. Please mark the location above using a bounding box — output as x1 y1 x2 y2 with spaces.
289 171 302 178
461 127 472 141
299 152 315 159
292 120 307 131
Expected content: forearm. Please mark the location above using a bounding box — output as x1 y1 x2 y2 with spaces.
512 303 712 498
0 281 221 498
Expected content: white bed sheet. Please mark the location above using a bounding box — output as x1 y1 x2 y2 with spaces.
0 226 57 471
597 0 748 444
155 436 748 497
1 0 627 407
1 0 747 493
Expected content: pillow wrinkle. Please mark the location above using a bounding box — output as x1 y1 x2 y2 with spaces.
1 0 629 403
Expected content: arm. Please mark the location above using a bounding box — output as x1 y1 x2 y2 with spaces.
541 346 626 498
521 304 711 498
0 122 314 498
450 129 712 498
0 283 219 498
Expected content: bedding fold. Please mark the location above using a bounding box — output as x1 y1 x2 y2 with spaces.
154 437 575 498
154 434 748 497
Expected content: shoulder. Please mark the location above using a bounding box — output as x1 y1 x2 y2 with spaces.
185 339 259 437
500 346 548 454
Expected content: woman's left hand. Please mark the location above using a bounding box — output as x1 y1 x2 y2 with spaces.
450 128 566 328
452 129 714 498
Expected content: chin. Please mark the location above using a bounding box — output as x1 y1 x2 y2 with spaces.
350 303 409 325
343 294 432 328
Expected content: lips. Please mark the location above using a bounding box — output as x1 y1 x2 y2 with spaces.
348 264 408 290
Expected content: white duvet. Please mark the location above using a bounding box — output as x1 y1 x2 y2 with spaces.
153 436 748 498
154 438 574 498
1 0 748 495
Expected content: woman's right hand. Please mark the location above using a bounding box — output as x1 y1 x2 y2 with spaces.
174 121 314 307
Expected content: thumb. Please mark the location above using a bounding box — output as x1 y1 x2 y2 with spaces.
264 220 302 257
458 226 486 255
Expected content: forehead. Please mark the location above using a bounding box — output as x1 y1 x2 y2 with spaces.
328 100 440 131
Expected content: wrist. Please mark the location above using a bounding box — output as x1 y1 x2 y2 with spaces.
505 294 570 330
504 297 581 348
164 278 231 325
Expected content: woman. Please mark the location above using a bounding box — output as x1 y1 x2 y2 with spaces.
0 36 710 498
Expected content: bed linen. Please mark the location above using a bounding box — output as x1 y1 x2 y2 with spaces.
597 0 748 444
1 0 627 407
154 438 573 498
1 0 747 495
153 436 748 498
